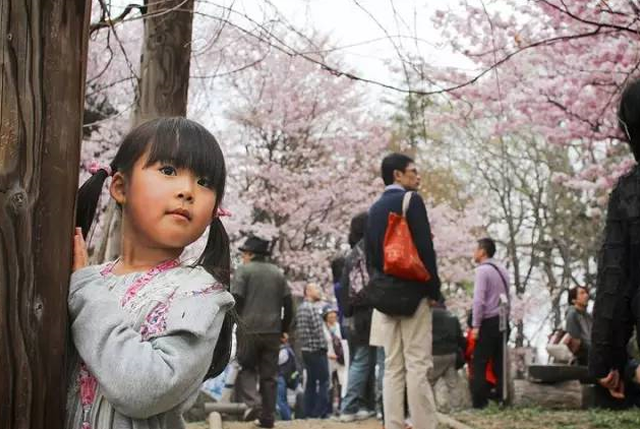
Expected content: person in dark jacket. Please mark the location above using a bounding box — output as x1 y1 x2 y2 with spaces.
337 212 377 422
431 304 466 379
429 303 466 410
331 256 348 339
590 78 640 401
365 153 441 429
232 236 293 428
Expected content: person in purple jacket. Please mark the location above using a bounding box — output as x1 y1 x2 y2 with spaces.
470 237 510 408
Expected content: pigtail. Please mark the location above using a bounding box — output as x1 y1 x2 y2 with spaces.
76 168 112 238
199 216 237 379
198 217 231 286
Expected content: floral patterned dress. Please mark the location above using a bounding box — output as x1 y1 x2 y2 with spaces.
65 259 234 429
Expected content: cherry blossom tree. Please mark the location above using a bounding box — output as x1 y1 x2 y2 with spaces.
376 0 640 348
429 0 639 189
214 39 384 292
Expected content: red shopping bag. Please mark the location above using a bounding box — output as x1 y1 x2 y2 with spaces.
383 192 431 282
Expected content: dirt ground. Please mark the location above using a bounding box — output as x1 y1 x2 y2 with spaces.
187 408 640 429
187 418 382 429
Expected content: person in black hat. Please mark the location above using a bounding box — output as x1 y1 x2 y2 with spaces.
232 235 293 428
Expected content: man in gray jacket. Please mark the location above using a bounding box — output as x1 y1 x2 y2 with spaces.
565 286 592 365
232 236 293 428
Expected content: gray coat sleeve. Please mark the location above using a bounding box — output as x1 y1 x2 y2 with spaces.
68 267 232 419
565 309 580 339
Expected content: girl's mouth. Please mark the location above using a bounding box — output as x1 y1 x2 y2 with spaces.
167 208 192 221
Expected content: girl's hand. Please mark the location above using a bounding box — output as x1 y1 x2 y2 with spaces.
328 353 337 361
73 227 89 272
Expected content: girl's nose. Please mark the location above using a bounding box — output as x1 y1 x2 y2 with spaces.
177 179 195 202
177 191 194 202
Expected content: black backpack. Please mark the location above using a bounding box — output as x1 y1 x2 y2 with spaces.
279 345 301 390
366 271 424 317
348 243 370 306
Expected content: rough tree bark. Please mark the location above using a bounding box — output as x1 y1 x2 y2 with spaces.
97 0 195 263
133 0 195 123
0 1 91 428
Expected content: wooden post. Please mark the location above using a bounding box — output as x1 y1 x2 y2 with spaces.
0 1 91 428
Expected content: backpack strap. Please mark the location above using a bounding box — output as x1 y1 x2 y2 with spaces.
402 191 413 217
481 262 510 303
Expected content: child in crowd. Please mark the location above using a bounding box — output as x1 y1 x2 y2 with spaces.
66 117 235 429
277 338 300 420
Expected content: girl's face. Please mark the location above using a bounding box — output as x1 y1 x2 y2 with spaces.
325 312 337 325
110 151 217 250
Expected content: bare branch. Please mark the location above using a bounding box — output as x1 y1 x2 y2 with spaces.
90 3 145 35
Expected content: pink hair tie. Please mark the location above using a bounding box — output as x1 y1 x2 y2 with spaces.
217 208 232 217
87 160 113 176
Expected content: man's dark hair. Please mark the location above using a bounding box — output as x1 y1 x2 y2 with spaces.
348 211 369 248
381 153 414 186
331 256 346 284
477 237 496 258
568 286 589 305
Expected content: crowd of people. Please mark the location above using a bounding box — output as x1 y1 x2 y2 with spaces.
64 77 640 429
230 153 515 429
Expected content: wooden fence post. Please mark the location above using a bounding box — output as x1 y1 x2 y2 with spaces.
0 1 91 428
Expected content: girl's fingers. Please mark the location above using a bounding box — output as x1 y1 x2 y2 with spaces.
72 228 88 271
72 235 81 271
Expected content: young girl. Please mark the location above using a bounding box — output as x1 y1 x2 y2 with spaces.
66 117 235 429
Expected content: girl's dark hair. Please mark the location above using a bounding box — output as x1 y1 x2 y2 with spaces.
75 117 233 378
618 79 640 161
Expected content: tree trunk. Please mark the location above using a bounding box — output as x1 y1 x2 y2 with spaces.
98 0 195 263
133 0 195 124
0 1 91 428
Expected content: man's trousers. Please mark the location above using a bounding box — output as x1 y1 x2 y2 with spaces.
379 298 437 429
302 350 330 418
236 333 281 425
471 316 503 408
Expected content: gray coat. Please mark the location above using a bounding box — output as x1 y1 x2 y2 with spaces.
65 262 234 429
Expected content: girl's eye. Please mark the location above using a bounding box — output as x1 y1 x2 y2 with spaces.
159 165 177 176
197 177 213 188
